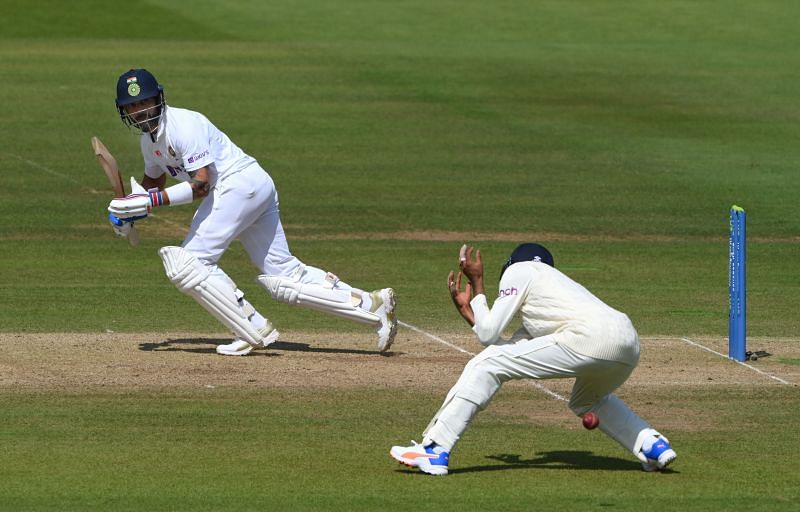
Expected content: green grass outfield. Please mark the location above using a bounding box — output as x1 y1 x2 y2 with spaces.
1 1 799 510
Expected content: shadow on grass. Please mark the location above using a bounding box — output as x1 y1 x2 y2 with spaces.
468 451 643 472
138 337 395 356
395 451 678 475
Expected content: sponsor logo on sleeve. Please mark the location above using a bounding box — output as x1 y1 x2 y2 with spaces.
187 150 210 164
498 287 518 299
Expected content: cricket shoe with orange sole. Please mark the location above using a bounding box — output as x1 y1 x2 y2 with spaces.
390 441 449 476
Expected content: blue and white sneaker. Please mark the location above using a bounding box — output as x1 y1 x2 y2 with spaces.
641 434 677 472
390 441 449 476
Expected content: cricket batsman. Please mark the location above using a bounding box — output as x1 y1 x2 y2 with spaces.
391 243 677 475
106 68 398 355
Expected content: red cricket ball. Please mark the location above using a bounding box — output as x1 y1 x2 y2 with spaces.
582 412 599 430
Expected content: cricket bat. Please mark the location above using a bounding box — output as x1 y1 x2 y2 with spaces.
91 136 140 246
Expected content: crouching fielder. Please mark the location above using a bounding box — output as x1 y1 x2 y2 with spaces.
390 244 676 475
107 68 397 356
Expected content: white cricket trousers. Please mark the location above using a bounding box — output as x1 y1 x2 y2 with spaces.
183 163 300 276
181 163 359 300
423 336 651 458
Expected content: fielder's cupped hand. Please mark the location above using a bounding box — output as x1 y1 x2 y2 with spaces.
448 269 471 307
450 244 484 327
108 193 150 219
458 244 485 299
448 269 475 327
458 245 483 282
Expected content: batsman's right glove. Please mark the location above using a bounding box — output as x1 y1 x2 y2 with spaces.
108 212 146 238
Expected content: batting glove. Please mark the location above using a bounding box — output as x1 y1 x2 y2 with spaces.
108 212 146 237
130 176 147 195
108 193 152 219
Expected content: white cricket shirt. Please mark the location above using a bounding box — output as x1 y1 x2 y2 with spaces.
140 105 257 187
470 261 640 365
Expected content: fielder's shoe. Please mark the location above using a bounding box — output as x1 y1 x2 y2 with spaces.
390 441 449 476
371 288 397 352
216 323 280 356
640 434 677 472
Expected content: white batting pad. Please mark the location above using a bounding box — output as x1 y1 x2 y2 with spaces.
257 274 380 326
159 246 267 347
590 396 654 460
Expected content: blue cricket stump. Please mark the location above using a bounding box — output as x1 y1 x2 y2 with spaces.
728 206 746 362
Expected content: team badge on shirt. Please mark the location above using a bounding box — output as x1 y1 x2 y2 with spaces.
168 146 176 158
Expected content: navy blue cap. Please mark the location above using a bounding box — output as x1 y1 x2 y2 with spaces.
500 243 554 279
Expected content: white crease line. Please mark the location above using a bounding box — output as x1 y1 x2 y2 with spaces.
11 154 102 192
398 320 473 356
398 320 568 402
679 337 794 386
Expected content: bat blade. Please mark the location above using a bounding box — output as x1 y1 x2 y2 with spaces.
91 136 140 246
91 136 126 197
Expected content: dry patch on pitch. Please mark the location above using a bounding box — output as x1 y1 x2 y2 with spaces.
0 331 796 396
1 331 796 434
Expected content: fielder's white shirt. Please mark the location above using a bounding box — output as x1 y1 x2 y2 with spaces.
470 261 640 365
140 105 257 187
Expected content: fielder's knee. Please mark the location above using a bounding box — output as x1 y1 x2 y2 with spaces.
569 392 611 416
452 358 505 409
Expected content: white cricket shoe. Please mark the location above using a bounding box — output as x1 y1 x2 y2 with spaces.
390 441 449 476
216 339 253 356
216 323 280 356
370 288 397 352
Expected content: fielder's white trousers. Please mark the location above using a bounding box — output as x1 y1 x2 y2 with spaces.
423 336 650 458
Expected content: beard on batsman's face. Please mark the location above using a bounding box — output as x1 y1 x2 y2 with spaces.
130 106 160 133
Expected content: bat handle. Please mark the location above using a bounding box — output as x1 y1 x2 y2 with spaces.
128 226 141 247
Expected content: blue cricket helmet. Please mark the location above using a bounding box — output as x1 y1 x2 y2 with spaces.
115 69 165 134
500 243 554 280
115 68 163 107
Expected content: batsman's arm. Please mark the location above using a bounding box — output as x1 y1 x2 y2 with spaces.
141 173 166 192
141 166 211 206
